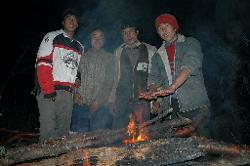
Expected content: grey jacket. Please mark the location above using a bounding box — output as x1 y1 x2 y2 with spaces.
149 34 210 112
78 48 115 106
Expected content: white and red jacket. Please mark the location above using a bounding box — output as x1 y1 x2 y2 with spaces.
36 29 84 98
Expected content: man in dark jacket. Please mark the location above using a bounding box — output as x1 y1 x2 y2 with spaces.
111 23 157 129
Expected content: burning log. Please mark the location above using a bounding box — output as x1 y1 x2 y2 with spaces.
139 107 174 128
0 116 191 166
193 136 250 155
1 114 249 166
13 138 250 166
16 138 204 166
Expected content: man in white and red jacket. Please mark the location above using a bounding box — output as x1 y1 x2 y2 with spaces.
36 9 84 141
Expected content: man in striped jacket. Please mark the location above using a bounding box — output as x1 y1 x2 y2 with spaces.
36 9 84 141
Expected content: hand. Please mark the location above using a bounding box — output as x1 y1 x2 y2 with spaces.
138 91 155 100
166 84 177 94
75 78 81 88
49 97 56 102
151 85 176 98
73 93 82 105
89 100 99 113
138 84 158 100
151 89 169 97
151 101 161 114
148 84 157 92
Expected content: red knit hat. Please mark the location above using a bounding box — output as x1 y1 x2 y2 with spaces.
155 13 179 31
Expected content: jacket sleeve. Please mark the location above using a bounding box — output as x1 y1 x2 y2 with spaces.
36 32 56 98
148 53 169 88
181 38 203 76
148 52 170 112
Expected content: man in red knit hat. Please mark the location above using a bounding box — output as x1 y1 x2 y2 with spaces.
140 13 211 138
155 13 179 32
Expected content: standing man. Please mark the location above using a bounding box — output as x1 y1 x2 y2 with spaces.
140 13 211 137
110 22 157 129
36 9 84 141
71 28 115 132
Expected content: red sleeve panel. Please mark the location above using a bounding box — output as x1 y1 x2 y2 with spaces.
37 56 55 97
36 31 58 98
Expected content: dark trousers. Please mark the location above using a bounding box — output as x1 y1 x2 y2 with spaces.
37 91 73 142
181 106 211 138
70 104 90 132
171 98 211 138
71 104 113 132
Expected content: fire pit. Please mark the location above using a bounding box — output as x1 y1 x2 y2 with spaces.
0 112 249 166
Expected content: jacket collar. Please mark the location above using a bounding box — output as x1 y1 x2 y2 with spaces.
122 41 142 49
162 33 185 47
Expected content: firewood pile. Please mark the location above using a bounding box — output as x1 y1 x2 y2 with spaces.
0 113 249 166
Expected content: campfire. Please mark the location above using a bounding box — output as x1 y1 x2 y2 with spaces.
123 111 149 145
1 109 249 166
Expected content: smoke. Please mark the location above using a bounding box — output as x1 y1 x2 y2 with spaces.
185 0 250 143
71 0 159 52
65 0 250 143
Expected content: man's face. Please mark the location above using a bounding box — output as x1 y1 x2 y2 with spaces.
91 30 104 50
157 23 177 43
122 27 139 46
62 15 78 33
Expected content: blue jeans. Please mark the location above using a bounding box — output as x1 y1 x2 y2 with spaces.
70 104 90 132
71 104 113 132
90 105 113 131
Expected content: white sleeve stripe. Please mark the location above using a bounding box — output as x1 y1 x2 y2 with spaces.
37 62 53 68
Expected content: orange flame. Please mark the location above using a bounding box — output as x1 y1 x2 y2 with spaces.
82 150 90 166
123 111 149 145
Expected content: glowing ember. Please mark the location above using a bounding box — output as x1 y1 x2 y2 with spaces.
123 111 149 145
82 150 90 166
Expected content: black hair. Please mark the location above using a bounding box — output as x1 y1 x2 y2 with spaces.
91 27 105 34
62 8 79 22
120 19 139 31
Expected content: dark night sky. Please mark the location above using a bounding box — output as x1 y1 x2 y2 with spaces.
1 0 250 144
